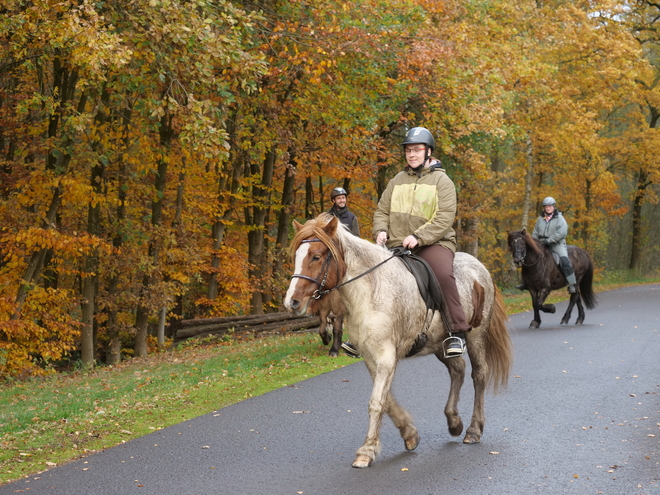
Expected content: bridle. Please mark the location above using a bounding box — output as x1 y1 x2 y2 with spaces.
290 237 400 300
290 239 336 300
513 237 541 267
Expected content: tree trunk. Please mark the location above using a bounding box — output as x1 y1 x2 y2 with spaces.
248 149 276 314
104 108 132 364
272 158 296 309
134 113 174 357
629 170 648 271
521 136 534 230
80 90 110 368
305 175 314 219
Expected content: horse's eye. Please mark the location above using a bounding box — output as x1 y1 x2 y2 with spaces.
312 254 321 261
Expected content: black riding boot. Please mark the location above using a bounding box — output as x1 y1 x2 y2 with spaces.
560 256 577 293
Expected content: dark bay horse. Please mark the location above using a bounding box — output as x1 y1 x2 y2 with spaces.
285 213 513 468
508 229 597 329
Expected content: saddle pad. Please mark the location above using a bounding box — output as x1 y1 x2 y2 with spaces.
390 248 453 331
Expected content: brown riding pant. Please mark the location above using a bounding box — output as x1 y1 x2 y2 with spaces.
416 244 471 333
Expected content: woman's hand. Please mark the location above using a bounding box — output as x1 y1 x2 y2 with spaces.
402 235 418 249
376 231 388 246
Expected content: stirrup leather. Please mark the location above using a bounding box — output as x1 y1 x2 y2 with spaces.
442 334 466 359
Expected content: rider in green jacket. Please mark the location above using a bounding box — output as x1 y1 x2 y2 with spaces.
531 197 578 294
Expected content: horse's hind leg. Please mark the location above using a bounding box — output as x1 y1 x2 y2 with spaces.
575 294 586 325
436 351 466 438
384 390 420 451
458 334 488 444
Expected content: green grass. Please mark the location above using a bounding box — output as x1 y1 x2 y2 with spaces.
1 275 658 486
0 333 356 485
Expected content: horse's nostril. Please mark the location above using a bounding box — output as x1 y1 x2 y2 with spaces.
290 299 300 310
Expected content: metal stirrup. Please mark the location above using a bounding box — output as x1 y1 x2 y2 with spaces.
442 334 466 359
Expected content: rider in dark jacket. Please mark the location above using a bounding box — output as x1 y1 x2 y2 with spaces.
328 187 360 237
531 196 578 294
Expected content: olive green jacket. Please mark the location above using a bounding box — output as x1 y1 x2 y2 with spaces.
372 163 457 252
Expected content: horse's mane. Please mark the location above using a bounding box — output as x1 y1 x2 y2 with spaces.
290 213 343 261
290 213 386 277
522 230 542 255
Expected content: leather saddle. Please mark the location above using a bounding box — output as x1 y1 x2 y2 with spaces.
389 247 454 356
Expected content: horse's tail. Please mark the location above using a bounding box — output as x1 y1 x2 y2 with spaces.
485 284 514 394
579 257 598 310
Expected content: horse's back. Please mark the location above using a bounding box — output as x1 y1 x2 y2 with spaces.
454 252 492 289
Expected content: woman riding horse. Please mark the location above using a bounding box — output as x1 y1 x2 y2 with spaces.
531 196 577 294
372 126 471 357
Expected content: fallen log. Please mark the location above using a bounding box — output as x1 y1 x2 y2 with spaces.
178 312 299 328
173 315 320 342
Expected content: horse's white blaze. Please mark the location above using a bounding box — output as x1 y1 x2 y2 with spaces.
284 243 311 311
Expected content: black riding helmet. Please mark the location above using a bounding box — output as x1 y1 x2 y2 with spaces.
401 127 435 151
401 127 435 170
331 187 348 200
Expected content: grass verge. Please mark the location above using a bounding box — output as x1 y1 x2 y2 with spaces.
1 276 658 485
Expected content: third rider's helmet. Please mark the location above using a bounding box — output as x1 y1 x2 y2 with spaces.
401 127 435 151
542 196 556 207
331 187 348 200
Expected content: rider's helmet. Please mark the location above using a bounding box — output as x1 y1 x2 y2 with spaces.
542 196 556 207
401 127 435 152
331 187 348 201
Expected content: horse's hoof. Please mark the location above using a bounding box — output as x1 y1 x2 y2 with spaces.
560 318 568 325
352 455 373 468
463 432 481 444
404 432 420 451
448 419 464 437
576 318 584 325
328 350 338 357
529 321 540 329
548 305 556 314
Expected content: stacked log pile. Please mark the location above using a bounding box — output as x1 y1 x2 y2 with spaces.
172 313 320 343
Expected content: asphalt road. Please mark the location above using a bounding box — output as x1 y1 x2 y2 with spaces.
2 284 659 495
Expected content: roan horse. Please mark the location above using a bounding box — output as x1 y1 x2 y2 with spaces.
284 213 513 468
507 229 597 329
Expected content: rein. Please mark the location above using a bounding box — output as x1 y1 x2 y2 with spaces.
291 238 402 300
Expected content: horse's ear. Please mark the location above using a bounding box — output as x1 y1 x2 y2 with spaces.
521 228 527 235
323 215 338 236
293 220 303 232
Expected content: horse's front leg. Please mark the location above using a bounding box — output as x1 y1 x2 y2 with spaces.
529 289 543 329
560 292 578 325
318 309 331 346
328 313 343 357
537 288 555 314
436 351 466 438
353 349 399 468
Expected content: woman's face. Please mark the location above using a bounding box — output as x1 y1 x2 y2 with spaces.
544 204 555 215
404 145 428 169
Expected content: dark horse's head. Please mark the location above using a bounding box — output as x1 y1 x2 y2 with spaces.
507 229 542 267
